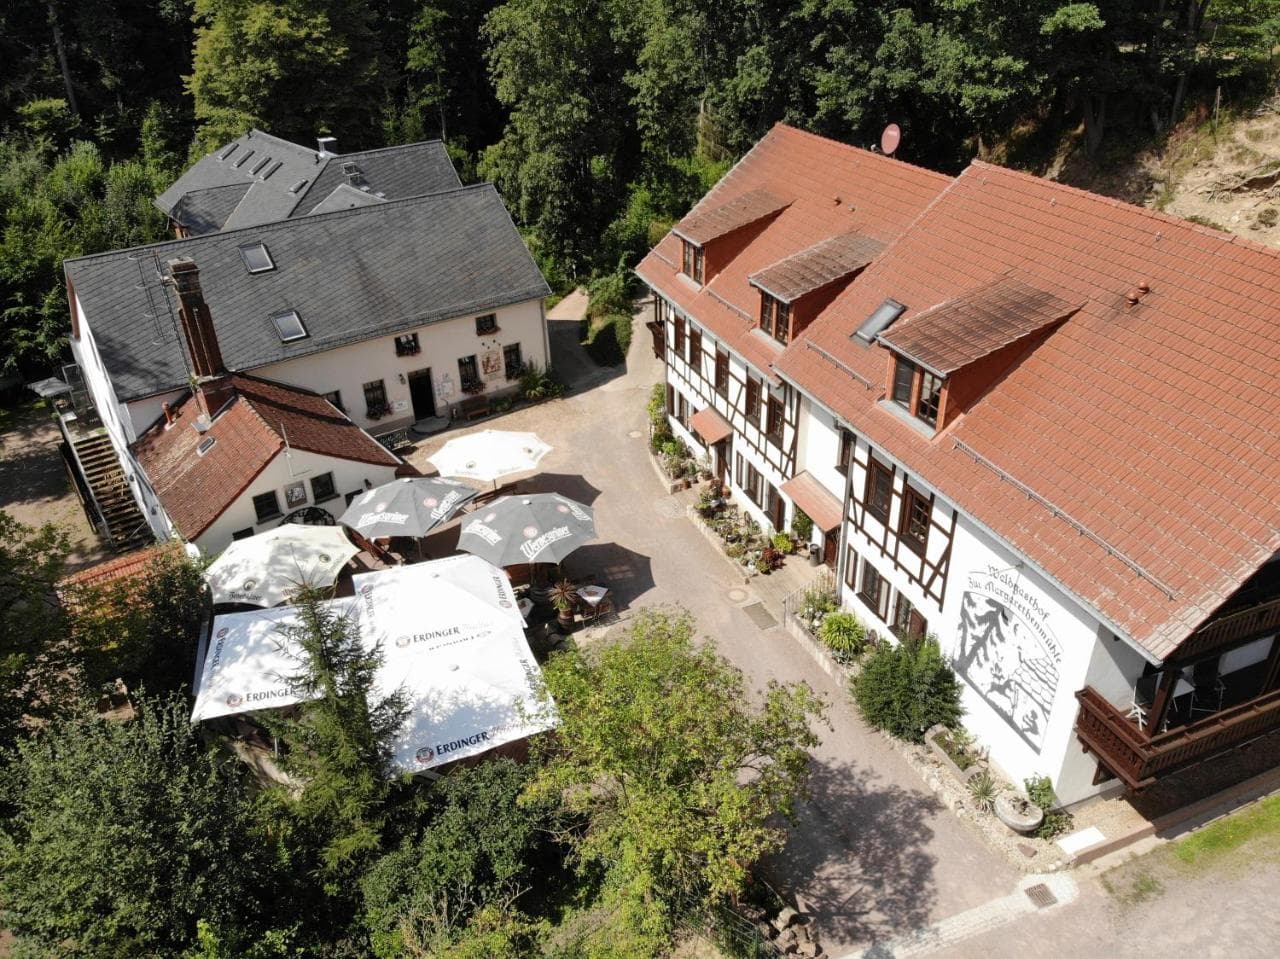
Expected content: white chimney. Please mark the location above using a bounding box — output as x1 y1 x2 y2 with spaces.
316 136 337 159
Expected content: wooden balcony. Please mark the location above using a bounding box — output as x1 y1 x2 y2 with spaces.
1176 595 1280 661
1075 684 1280 791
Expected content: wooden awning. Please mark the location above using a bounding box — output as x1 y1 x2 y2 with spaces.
690 406 733 446
780 471 843 531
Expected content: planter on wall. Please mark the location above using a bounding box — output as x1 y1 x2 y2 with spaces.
994 793 1044 835
924 724 975 781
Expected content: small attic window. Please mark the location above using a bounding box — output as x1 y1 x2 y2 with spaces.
681 240 705 284
238 243 275 274
853 298 906 344
272 310 308 343
197 437 216 456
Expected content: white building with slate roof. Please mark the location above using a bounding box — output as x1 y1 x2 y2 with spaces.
60 131 552 552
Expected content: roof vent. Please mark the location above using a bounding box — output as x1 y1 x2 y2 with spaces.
853 298 907 344
233 149 254 169
218 144 238 161
288 178 309 195
197 437 216 456
250 156 271 175
261 160 283 180
1125 281 1152 307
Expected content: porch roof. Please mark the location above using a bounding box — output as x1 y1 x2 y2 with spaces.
781 471 843 532
690 406 733 446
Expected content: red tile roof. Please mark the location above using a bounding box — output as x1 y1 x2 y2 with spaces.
751 232 886 303
776 160 1280 660
636 123 951 381
58 542 187 610
877 273 1080 375
133 373 399 540
674 188 790 245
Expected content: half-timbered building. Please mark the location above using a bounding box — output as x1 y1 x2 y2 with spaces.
644 125 1280 806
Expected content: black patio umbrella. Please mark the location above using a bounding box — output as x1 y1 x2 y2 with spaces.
338 476 479 539
457 493 597 567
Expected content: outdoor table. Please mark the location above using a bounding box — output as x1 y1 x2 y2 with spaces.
577 584 609 607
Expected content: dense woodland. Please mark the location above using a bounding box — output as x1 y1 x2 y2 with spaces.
2 1 1279 376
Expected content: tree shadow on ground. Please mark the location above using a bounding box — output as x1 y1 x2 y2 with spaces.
546 317 625 394
762 756 941 952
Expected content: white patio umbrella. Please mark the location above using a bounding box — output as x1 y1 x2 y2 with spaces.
205 524 359 606
428 430 552 487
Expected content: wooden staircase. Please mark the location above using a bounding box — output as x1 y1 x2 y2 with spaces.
66 429 151 552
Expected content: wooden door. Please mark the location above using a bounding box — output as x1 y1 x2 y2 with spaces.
408 368 435 419
822 528 837 568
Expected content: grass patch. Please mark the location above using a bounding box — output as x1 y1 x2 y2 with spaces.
1173 793 1280 867
580 313 632 367
1101 869 1165 906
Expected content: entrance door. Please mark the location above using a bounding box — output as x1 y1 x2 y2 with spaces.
822 528 837 568
408 368 435 419
714 437 730 487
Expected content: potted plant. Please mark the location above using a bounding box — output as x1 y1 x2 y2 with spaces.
548 579 579 630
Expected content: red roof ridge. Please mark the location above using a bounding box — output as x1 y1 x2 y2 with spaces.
967 159 1280 263
769 122 953 186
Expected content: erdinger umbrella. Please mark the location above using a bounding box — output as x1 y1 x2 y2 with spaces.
428 430 552 485
205 524 359 606
457 493 596 567
338 477 478 539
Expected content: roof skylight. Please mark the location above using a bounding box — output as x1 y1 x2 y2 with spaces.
853 299 907 345
238 243 275 274
272 310 308 343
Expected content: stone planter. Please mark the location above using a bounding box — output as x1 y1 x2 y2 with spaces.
925 724 975 781
994 793 1044 835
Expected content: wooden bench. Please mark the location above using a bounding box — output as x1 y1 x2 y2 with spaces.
459 395 490 420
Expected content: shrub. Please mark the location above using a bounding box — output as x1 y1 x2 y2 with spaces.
586 266 634 319
517 363 565 401
582 312 634 366
647 383 667 430
819 612 866 662
852 635 963 742
1024 775 1073 839
798 585 837 623
791 508 813 543
771 531 794 554
968 771 998 814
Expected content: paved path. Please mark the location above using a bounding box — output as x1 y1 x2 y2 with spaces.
407 306 1018 954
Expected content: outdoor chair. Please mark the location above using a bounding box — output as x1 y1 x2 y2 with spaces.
1188 660 1225 716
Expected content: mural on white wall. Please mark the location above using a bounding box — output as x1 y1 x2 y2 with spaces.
953 565 1063 752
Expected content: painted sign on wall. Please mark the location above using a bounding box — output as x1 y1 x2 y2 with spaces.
953 565 1063 752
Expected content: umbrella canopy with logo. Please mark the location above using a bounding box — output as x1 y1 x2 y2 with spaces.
427 430 552 485
457 493 596 567
338 476 478 539
205 524 359 606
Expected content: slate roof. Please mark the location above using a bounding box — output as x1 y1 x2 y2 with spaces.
775 160 1280 660
751 232 886 303
307 183 386 215
170 184 252 236
877 273 1080 375
132 374 399 540
156 131 460 234
66 185 551 401
636 124 950 382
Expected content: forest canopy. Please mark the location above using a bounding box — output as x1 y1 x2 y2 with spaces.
2 0 1278 373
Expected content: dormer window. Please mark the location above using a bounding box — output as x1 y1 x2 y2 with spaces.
890 355 944 430
759 293 791 344
681 240 705 284
238 243 274 274
271 310 308 342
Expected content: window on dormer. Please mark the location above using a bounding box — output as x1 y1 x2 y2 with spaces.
917 371 943 428
891 357 916 408
681 240 705 284
759 292 791 344
890 354 946 431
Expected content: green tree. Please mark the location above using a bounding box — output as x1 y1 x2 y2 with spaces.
188 0 388 151
361 758 555 958
480 0 641 272
526 608 825 950
0 511 71 741
260 589 408 894
0 693 277 957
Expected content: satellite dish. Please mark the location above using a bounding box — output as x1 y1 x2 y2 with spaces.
880 123 902 156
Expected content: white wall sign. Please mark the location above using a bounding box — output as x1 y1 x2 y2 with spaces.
952 565 1063 753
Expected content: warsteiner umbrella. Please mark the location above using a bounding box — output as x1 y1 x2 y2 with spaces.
457 493 596 567
338 476 479 539
428 430 551 488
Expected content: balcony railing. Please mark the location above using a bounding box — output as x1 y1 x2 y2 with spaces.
1176 596 1280 661
1075 684 1280 790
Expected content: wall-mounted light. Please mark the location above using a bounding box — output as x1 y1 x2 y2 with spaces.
398 373 406 384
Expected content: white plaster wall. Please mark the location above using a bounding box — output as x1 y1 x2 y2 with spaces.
253 299 547 431
195 447 399 556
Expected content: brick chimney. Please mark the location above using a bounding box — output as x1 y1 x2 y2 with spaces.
166 258 233 419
